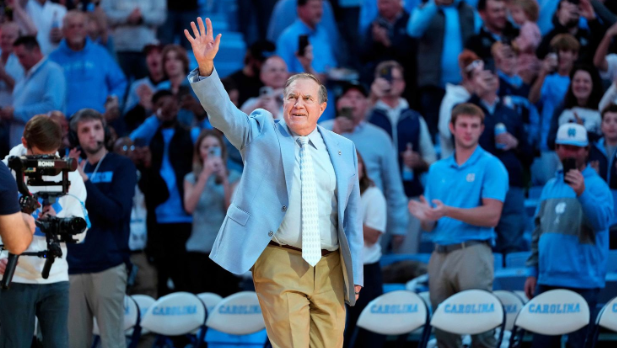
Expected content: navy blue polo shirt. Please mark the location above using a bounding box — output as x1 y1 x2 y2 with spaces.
424 146 509 245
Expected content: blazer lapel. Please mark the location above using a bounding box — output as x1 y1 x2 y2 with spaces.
275 120 295 199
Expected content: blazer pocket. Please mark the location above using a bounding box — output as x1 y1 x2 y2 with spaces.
227 204 250 226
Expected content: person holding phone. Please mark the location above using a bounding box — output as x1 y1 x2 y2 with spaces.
275 0 337 75
525 123 613 348
183 129 241 296
368 60 436 254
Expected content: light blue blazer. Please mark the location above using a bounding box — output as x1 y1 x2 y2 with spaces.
188 69 364 305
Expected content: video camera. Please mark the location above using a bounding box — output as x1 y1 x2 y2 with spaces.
1 155 87 289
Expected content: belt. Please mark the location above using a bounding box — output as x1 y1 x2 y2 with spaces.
434 240 488 254
268 241 334 256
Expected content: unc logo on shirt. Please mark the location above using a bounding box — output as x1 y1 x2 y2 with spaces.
555 202 567 214
89 171 113 183
466 173 476 183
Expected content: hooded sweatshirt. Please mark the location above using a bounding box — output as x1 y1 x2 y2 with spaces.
1 145 87 284
526 166 613 289
48 38 127 116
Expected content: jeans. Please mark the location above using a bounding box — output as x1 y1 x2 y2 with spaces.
494 187 526 255
0 281 69 348
531 285 599 348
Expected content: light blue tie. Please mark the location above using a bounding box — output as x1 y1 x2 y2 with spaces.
297 136 321 266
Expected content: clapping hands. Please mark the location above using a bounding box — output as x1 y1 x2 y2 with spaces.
408 196 448 222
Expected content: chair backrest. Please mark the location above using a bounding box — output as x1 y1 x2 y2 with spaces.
494 291 525 331
505 252 531 268
494 253 504 270
93 295 139 335
431 290 505 335
140 292 207 336
130 294 156 334
514 291 529 303
206 291 265 335
356 290 429 335
197 292 224 314
597 296 617 332
514 289 590 335
608 250 617 273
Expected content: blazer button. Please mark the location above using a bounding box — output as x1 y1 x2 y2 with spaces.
282 205 287 212
268 231 273 237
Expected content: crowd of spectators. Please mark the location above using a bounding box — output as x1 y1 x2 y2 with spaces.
1 0 617 347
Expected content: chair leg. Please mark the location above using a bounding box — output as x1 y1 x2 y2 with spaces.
195 326 207 348
347 328 360 348
586 324 600 348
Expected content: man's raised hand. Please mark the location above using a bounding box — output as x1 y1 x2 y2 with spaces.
184 17 222 76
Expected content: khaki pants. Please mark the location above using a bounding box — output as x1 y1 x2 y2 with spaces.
68 264 127 348
252 245 346 348
428 243 496 348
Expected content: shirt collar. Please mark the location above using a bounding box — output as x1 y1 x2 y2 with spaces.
25 57 46 78
375 98 408 113
448 145 485 169
289 126 322 150
296 19 317 35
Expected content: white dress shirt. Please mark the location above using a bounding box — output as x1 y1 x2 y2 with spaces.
273 127 339 251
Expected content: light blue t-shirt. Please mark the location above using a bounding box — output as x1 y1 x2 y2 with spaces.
276 19 337 74
539 74 570 151
424 146 509 245
440 6 463 87
155 128 193 224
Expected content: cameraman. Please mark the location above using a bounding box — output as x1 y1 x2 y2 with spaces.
0 162 35 254
0 115 87 348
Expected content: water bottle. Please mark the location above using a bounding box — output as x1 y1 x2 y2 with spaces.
402 143 414 181
495 123 507 150
51 11 60 29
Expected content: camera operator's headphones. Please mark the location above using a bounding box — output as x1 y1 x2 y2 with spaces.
68 109 112 149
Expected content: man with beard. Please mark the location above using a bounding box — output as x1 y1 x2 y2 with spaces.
67 109 136 348
536 0 606 65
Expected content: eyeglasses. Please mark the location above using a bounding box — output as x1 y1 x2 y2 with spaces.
122 145 135 152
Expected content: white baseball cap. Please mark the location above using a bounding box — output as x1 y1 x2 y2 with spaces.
555 123 588 147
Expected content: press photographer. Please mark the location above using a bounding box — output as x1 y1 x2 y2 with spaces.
0 115 88 347
0 162 35 254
